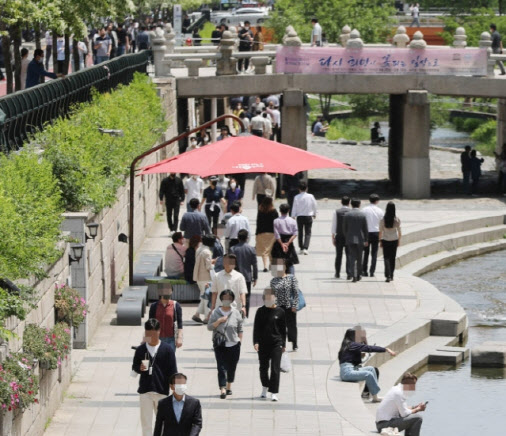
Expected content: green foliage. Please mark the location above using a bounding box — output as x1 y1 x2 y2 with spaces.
0 352 39 411
348 94 389 119
54 284 89 327
471 119 497 155
36 73 167 213
326 118 373 141
267 0 395 44
451 117 487 132
0 150 64 282
23 323 71 370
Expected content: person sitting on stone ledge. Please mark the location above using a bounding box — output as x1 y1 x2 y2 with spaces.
371 122 386 145
338 326 396 403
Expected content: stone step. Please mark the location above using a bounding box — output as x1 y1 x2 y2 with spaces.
428 345 470 364
471 341 506 368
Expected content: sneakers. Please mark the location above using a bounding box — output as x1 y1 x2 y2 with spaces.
299 249 305 255
271 394 279 402
380 428 400 435
303 249 308 255
371 396 383 403
260 387 268 398
191 315 203 324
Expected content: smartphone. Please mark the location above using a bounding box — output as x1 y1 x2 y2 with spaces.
424 401 429 406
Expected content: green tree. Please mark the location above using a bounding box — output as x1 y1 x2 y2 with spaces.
267 0 395 44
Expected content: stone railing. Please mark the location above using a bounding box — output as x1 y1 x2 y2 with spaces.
152 23 498 78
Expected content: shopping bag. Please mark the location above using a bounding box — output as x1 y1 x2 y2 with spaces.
297 289 306 311
280 352 292 373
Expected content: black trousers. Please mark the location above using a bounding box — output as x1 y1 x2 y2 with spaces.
382 240 398 279
245 281 252 317
283 308 297 347
348 243 364 279
258 344 283 393
362 232 379 275
214 343 241 388
335 236 352 277
296 216 313 250
251 129 263 137
205 204 220 233
238 50 250 71
286 190 298 213
165 200 180 231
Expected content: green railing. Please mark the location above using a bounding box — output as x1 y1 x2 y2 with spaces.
0 51 151 152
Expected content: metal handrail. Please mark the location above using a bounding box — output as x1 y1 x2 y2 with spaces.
0 51 151 153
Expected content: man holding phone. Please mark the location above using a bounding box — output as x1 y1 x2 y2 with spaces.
375 372 426 436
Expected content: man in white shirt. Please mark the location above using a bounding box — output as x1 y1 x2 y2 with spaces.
410 3 420 28
362 194 384 277
291 181 317 255
210 254 247 317
164 232 187 278
376 372 426 436
266 102 281 141
311 18 322 47
184 175 204 211
225 201 251 250
250 110 265 137
262 112 272 139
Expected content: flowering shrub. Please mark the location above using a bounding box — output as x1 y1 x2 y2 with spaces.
54 284 88 326
23 323 71 370
0 352 39 412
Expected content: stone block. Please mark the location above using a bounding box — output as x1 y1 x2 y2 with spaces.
283 89 304 107
184 59 202 77
430 312 466 337
428 350 463 365
471 341 506 368
116 296 143 326
251 56 269 75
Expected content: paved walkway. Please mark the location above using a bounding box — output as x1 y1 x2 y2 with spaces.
43 179 505 436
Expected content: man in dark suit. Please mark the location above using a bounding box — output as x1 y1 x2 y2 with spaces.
159 173 185 235
332 195 352 280
343 198 369 282
154 373 202 436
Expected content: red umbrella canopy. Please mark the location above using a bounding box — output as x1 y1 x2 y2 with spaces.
139 135 354 177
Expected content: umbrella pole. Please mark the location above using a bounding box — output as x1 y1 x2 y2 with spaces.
128 114 244 286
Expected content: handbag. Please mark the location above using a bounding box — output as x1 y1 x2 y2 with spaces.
212 313 230 348
280 352 292 373
290 278 306 311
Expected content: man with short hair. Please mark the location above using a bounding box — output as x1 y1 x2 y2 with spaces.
266 101 281 141
291 181 317 255
211 254 248 317
25 48 61 89
164 232 187 279
180 198 211 242
211 24 222 45
343 199 369 283
94 27 111 63
160 173 185 234
238 21 253 72
250 110 265 137
137 25 151 50
410 3 420 28
230 229 258 317
252 173 276 204
312 116 328 137
116 22 129 56
149 292 183 352
376 372 426 436
362 194 384 278
132 319 178 436
154 373 202 436
20 48 30 90
262 112 272 139
461 145 472 195
332 195 352 279
225 201 251 250
184 175 204 212
311 18 322 47
490 24 505 75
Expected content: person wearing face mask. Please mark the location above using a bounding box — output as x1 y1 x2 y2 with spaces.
376 373 426 436
224 178 243 212
208 290 243 399
132 319 178 436
201 177 224 235
184 175 204 212
338 327 396 403
238 21 253 73
154 373 202 436
149 292 183 353
25 48 63 89
187 137 199 151
253 288 286 402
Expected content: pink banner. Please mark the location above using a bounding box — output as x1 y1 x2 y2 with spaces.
276 47 487 76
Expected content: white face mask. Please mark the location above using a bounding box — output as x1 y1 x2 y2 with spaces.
222 300 232 307
230 183 237 189
264 298 275 307
174 384 188 396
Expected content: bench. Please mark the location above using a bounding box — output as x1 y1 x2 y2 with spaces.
138 253 164 272
133 259 162 286
116 296 144 326
122 285 149 315
144 277 201 303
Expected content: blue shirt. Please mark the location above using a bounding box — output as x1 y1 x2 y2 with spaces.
180 210 211 239
26 59 57 89
172 395 185 422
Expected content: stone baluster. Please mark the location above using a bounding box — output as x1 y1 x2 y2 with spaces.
346 29 364 49
165 23 176 54
152 27 167 77
251 57 269 74
392 26 410 48
408 31 427 49
453 27 467 48
479 31 494 77
283 28 302 47
184 59 202 77
216 31 237 76
282 26 295 44
339 25 351 47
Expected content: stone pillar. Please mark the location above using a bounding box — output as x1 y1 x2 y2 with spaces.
339 25 351 47
388 94 404 187
184 59 201 77
251 56 269 74
281 89 306 151
453 27 467 48
152 28 167 77
165 24 176 53
346 29 364 49
479 31 494 77
61 212 90 349
216 31 237 76
392 26 410 48
211 98 218 142
408 31 427 49
400 91 431 198
496 99 506 166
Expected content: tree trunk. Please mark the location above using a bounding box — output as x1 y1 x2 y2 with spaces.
2 32 14 94
52 33 58 73
13 26 22 92
319 94 332 120
63 34 70 74
34 23 42 50
72 39 80 72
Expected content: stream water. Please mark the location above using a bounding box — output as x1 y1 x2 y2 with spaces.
411 250 506 435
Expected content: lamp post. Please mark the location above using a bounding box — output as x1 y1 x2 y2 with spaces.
128 114 244 286
85 223 99 242
68 243 85 265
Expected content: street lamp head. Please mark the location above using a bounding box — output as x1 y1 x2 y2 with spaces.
69 243 85 265
85 223 99 242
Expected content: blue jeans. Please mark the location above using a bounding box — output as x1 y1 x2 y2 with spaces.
96 55 109 64
160 337 176 352
340 362 380 395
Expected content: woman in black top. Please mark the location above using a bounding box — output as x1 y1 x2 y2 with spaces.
253 287 286 402
338 327 396 402
201 177 223 235
184 235 201 283
256 197 279 272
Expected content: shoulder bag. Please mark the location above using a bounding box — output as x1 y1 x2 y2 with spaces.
212 312 231 348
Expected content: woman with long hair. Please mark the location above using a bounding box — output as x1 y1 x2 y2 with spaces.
379 201 402 283
184 235 201 284
256 197 279 272
338 327 396 402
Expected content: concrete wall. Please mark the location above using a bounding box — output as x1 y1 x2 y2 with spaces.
0 77 179 436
